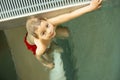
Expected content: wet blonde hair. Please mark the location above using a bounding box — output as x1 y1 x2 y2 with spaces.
26 17 46 38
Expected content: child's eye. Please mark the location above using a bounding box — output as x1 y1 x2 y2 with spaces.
41 31 46 35
46 24 49 28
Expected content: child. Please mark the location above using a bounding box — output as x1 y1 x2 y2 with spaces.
24 0 102 69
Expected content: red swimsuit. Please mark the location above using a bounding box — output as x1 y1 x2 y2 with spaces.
24 33 36 55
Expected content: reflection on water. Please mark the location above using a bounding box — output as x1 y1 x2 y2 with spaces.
57 39 75 80
56 0 120 80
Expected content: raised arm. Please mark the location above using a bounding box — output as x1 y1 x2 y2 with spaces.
48 0 102 26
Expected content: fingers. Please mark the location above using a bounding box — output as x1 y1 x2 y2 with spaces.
96 0 102 9
92 0 102 4
98 0 103 4
98 0 102 8
98 5 102 9
90 0 103 11
43 63 54 69
34 38 41 46
93 0 103 7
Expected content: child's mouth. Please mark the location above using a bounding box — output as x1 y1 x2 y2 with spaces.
49 31 54 38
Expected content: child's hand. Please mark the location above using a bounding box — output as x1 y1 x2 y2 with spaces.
34 38 41 47
43 63 54 69
89 0 102 11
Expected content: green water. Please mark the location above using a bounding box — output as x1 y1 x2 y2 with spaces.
59 0 120 80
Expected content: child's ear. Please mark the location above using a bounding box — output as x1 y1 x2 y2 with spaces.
44 17 47 20
32 32 39 39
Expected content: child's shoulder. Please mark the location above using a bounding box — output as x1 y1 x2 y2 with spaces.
26 33 35 45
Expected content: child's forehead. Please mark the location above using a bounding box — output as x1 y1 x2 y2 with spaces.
40 20 51 27
40 20 48 26
37 21 47 30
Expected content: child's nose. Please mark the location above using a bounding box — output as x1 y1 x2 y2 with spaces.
47 28 52 34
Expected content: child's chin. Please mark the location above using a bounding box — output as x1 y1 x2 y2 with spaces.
48 32 56 40
52 32 56 38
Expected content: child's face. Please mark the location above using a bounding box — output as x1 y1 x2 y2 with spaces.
35 20 56 40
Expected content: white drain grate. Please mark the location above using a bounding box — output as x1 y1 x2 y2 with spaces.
0 0 91 22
